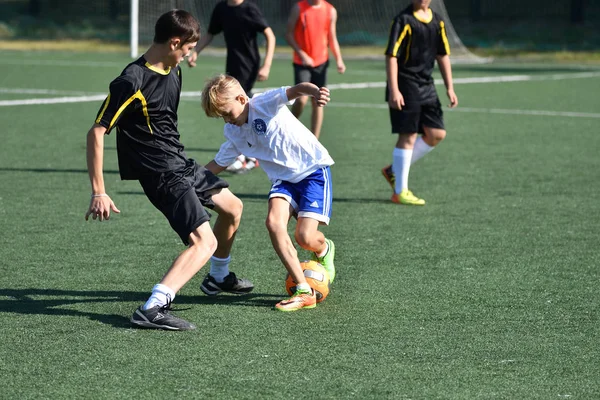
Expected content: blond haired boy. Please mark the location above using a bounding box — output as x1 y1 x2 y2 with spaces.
202 75 336 311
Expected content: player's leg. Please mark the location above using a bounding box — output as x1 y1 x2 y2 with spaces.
234 68 257 98
291 63 310 119
267 183 316 311
132 178 218 331
131 221 217 331
310 97 324 140
412 100 446 164
292 167 335 282
309 61 329 139
392 132 425 205
199 187 254 296
382 106 425 205
159 222 218 292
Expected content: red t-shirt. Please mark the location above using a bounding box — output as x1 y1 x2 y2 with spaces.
293 0 333 66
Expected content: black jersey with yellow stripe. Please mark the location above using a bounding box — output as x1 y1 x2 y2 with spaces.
384 5 450 105
95 56 187 180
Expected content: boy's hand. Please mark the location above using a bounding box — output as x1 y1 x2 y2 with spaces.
257 65 271 81
388 89 405 110
315 87 330 107
337 59 346 74
187 50 199 68
299 50 315 67
447 89 458 108
85 195 120 222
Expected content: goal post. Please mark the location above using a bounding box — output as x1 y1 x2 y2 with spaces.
428 0 490 64
130 0 139 59
130 0 488 63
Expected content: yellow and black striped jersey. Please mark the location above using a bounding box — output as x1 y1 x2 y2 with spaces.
95 56 188 180
384 5 450 104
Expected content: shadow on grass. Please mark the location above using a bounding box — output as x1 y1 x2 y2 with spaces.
0 288 282 329
117 191 270 202
102 146 221 153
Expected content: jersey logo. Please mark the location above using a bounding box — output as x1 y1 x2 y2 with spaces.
252 118 267 135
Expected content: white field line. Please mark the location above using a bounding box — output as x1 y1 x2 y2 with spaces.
0 94 106 106
1 71 599 107
0 59 124 68
0 88 92 95
179 70 600 98
324 102 600 119
2 93 597 119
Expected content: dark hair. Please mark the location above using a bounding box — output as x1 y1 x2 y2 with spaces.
153 9 200 45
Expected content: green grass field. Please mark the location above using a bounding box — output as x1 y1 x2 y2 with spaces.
1 50 599 399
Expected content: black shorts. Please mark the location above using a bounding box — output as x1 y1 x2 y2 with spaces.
229 68 258 95
293 61 329 88
389 99 445 134
139 159 229 245
226 63 259 94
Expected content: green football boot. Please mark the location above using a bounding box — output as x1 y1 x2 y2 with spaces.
312 238 336 283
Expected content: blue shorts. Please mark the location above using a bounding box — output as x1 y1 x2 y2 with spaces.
268 167 332 224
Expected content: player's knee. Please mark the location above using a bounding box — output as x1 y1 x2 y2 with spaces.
296 96 309 107
188 229 218 254
294 230 312 249
265 216 286 235
433 129 447 143
229 197 243 225
220 196 243 226
424 129 446 146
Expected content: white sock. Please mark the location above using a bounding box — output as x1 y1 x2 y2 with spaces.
296 283 311 293
392 147 412 194
143 284 175 310
411 136 434 165
316 241 328 258
210 255 231 282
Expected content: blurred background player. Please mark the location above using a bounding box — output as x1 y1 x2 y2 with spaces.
85 10 253 331
285 0 346 140
201 74 336 312
381 0 458 205
188 0 275 173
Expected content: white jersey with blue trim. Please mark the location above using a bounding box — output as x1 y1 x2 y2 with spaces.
214 87 334 183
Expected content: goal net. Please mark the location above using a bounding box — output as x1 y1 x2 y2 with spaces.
132 0 488 63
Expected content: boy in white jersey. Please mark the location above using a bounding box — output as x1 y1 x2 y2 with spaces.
201 74 335 311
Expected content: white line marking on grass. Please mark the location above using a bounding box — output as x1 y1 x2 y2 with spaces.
0 88 92 95
0 59 124 68
448 107 600 119
0 94 106 106
2 71 599 107
324 102 600 119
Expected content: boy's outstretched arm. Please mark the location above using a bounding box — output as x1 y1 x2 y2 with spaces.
258 27 276 81
286 83 330 107
187 33 214 68
285 4 314 67
205 159 227 175
85 124 120 221
436 54 458 108
328 6 346 74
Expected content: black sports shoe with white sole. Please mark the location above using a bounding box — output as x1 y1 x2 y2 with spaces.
200 272 254 296
130 299 196 331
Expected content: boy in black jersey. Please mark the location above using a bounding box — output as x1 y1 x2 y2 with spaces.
187 0 275 94
381 0 458 206
188 0 275 173
84 10 253 331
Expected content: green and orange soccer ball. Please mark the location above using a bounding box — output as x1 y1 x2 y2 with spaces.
285 260 331 303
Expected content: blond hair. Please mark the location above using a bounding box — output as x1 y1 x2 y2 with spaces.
201 74 245 118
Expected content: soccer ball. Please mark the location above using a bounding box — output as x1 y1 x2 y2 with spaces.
285 260 331 303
